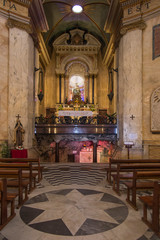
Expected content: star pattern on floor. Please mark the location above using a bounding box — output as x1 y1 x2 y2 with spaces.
20 189 128 236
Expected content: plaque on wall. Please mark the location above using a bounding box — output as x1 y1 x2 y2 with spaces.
153 24 160 60
151 87 160 132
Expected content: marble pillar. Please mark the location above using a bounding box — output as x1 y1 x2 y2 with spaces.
8 27 34 149
0 16 9 142
118 29 143 154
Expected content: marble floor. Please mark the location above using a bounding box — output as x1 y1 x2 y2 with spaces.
0 163 160 240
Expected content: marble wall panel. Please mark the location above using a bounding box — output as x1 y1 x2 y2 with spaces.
118 29 143 148
0 16 9 141
8 27 34 148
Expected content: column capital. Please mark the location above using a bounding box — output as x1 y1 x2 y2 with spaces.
6 18 32 34
120 20 146 35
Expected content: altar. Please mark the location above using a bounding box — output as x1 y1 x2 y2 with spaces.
58 110 93 117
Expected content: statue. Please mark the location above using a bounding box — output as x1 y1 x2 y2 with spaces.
14 115 25 149
73 83 81 96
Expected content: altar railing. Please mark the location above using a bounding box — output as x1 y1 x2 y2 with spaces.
35 114 117 125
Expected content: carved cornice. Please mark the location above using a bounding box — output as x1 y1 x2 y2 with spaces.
120 20 146 35
54 45 100 55
13 0 31 8
120 0 149 8
6 18 32 33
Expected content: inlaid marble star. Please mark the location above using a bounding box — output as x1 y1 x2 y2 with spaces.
26 189 124 235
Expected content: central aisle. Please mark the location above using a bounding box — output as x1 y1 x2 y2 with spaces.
0 164 158 240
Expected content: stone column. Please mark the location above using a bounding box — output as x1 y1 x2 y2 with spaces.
89 74 92 104
119 28 143 154
35 49 40 117
55 141 60 162
93 141 97 163
61 74 65 104
94 75 97 104
0 16 9 142
8 27 34 149
84 75 88 102
56 74 60 103
92 75 94 104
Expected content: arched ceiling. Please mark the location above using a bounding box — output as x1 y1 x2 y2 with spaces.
42 0 111 52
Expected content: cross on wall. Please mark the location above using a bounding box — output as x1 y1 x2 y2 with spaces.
16 114 21 120
130 115 135 120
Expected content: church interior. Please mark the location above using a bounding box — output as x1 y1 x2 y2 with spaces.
0 0 160 239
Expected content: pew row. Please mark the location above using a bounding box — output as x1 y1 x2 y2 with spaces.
0 169 29 208
0 163 38 193
139 181 160 237
111 163 160 195
0 158 43 182
107 159 160 184
124 170 160 210
0 178 17 230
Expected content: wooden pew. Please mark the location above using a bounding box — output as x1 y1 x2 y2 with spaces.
0 178 17 230
0 169 29 207
107 159 160 184
0 163 37 193
111 163 160 195
124 170 160 210
0 158 43 182
139 181 160 236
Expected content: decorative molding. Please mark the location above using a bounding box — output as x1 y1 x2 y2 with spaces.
120 0 149 8
54 45 100 55
13 0 31 7
151 87 160 132
29 0 49 54
120 20 146 35
6 18 32 33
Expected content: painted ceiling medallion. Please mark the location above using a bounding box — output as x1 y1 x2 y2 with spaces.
72 5 83 13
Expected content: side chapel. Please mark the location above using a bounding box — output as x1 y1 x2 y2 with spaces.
0 0 160 162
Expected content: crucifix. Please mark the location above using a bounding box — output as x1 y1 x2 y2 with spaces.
130 115 135 120
16 114 21 120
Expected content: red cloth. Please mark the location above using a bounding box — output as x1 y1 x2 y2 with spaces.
11 149 28 158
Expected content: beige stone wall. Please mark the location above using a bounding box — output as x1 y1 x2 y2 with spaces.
8 27 34 149
0 16 9 142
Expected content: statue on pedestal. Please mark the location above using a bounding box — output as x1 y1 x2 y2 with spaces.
14 114 25 149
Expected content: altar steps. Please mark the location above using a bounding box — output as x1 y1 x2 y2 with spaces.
43 163 107 186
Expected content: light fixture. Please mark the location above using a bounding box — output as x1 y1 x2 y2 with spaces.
72 5 83 14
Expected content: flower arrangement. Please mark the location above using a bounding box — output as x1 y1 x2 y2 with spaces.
58 104 63 110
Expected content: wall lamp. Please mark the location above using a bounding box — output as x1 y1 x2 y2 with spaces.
35 67 44 103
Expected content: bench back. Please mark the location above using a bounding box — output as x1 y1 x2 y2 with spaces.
0 178 7 225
